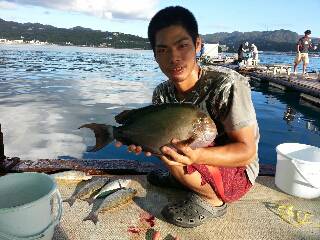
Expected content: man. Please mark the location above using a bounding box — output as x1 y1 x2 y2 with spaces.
237 41 250 65
117 6 259 228
293 30 317 75
251 43 259 65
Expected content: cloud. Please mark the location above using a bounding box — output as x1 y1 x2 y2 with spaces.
0 0 16 9
0 95 87 160
0 0 158 20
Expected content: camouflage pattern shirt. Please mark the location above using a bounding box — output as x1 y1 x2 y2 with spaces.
152 65 260 184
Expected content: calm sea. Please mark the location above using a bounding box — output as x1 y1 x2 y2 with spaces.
0 44 319 166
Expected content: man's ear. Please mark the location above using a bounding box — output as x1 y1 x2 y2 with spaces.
195 37 202 52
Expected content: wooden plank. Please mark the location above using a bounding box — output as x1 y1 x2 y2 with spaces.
300 93 320 106
269 82 286 90
0 157 276 176
0 157 159 175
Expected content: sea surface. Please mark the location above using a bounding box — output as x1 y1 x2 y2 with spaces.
0 44 319 166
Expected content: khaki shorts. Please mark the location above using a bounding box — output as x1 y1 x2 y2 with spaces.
294 52 309 64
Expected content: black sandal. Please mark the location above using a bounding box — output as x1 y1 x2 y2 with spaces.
161 193 227 228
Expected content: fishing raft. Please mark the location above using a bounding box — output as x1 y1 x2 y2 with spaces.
0 124 275 176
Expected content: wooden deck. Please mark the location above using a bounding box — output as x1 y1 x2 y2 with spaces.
236 64 320 105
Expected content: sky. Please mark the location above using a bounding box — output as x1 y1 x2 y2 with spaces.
0 0 319 38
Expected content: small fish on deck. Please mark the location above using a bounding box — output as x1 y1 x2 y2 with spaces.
83 187 137 224
86 179 131 205
63 177 110 207
51 170 92 183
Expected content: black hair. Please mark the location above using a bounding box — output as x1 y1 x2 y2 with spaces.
147 6 199 53
304 30 311 35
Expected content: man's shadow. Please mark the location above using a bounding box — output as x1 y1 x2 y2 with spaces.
132 174 188 223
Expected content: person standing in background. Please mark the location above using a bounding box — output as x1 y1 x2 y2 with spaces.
293 30 317 75
250 44 259 65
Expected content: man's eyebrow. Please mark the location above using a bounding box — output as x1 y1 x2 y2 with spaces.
155 37 190 48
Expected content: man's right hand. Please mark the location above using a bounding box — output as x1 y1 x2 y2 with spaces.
114 141 152 156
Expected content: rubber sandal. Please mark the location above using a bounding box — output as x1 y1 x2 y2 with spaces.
147 169 187 190
161 193 227 228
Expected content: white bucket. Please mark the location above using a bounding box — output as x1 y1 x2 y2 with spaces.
275 143 320 199
0 172 62 240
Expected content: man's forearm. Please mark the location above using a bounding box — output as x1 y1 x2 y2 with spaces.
196 142 257 167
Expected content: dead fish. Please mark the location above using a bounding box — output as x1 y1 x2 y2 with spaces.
86 179 131 205
51 170 92 183
83 187 137 224
63 177 109 207
80 103 217 154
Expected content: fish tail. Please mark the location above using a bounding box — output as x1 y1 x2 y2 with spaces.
83 212 99 225
79 123 114 151
85 197 95 205
63 197 76 207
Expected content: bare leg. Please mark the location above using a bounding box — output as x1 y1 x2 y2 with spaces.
303 63 307 74
166 164 224 207
293 63 298 74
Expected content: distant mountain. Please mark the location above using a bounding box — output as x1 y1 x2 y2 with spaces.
1 18 319 52
202 30 320 52
0 18 150 49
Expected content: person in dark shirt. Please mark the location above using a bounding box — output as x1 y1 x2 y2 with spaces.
293 30 317 75
116 6 259 228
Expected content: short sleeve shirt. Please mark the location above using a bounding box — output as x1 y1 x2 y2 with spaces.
298 37 312 53
152 65 260 184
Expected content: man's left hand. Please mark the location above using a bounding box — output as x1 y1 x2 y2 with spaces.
160 138 200 166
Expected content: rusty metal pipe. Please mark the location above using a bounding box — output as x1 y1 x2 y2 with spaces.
0 124 5 161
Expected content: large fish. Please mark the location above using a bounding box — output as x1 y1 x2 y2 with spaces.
83 187 137 224
80 103 217 154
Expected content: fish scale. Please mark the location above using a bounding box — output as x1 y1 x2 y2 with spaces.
83 187 137 224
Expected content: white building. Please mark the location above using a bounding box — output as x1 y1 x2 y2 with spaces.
202 43 219 58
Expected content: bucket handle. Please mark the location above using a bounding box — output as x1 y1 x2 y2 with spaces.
0 188 62 240
291 159 320 189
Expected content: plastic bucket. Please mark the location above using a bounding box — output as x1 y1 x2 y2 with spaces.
0 172 62 240
275 143 320 199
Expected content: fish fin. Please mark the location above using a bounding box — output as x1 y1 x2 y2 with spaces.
83 213 98 225
115 103 197 125
118 180 122 188
79 123 114 152
179 136 196 146
63 197 76 207
115 105 163 124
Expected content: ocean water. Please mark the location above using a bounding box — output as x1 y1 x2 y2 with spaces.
0 44 319 166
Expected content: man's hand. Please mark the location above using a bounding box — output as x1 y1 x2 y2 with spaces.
160 138 201 166
114 141 152 156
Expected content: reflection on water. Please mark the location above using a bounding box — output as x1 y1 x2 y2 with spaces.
0 45 319 165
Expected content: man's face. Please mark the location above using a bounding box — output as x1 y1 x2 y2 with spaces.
154 25 201 83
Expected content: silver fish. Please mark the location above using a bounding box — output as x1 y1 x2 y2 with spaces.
63 177 109 207
51 170 92 183
87 179 131 205
83 187 137 224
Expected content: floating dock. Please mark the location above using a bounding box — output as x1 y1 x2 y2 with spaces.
54 174 319 240
231 64 320 106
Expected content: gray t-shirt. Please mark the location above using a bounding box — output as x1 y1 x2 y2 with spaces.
152 65 260 184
